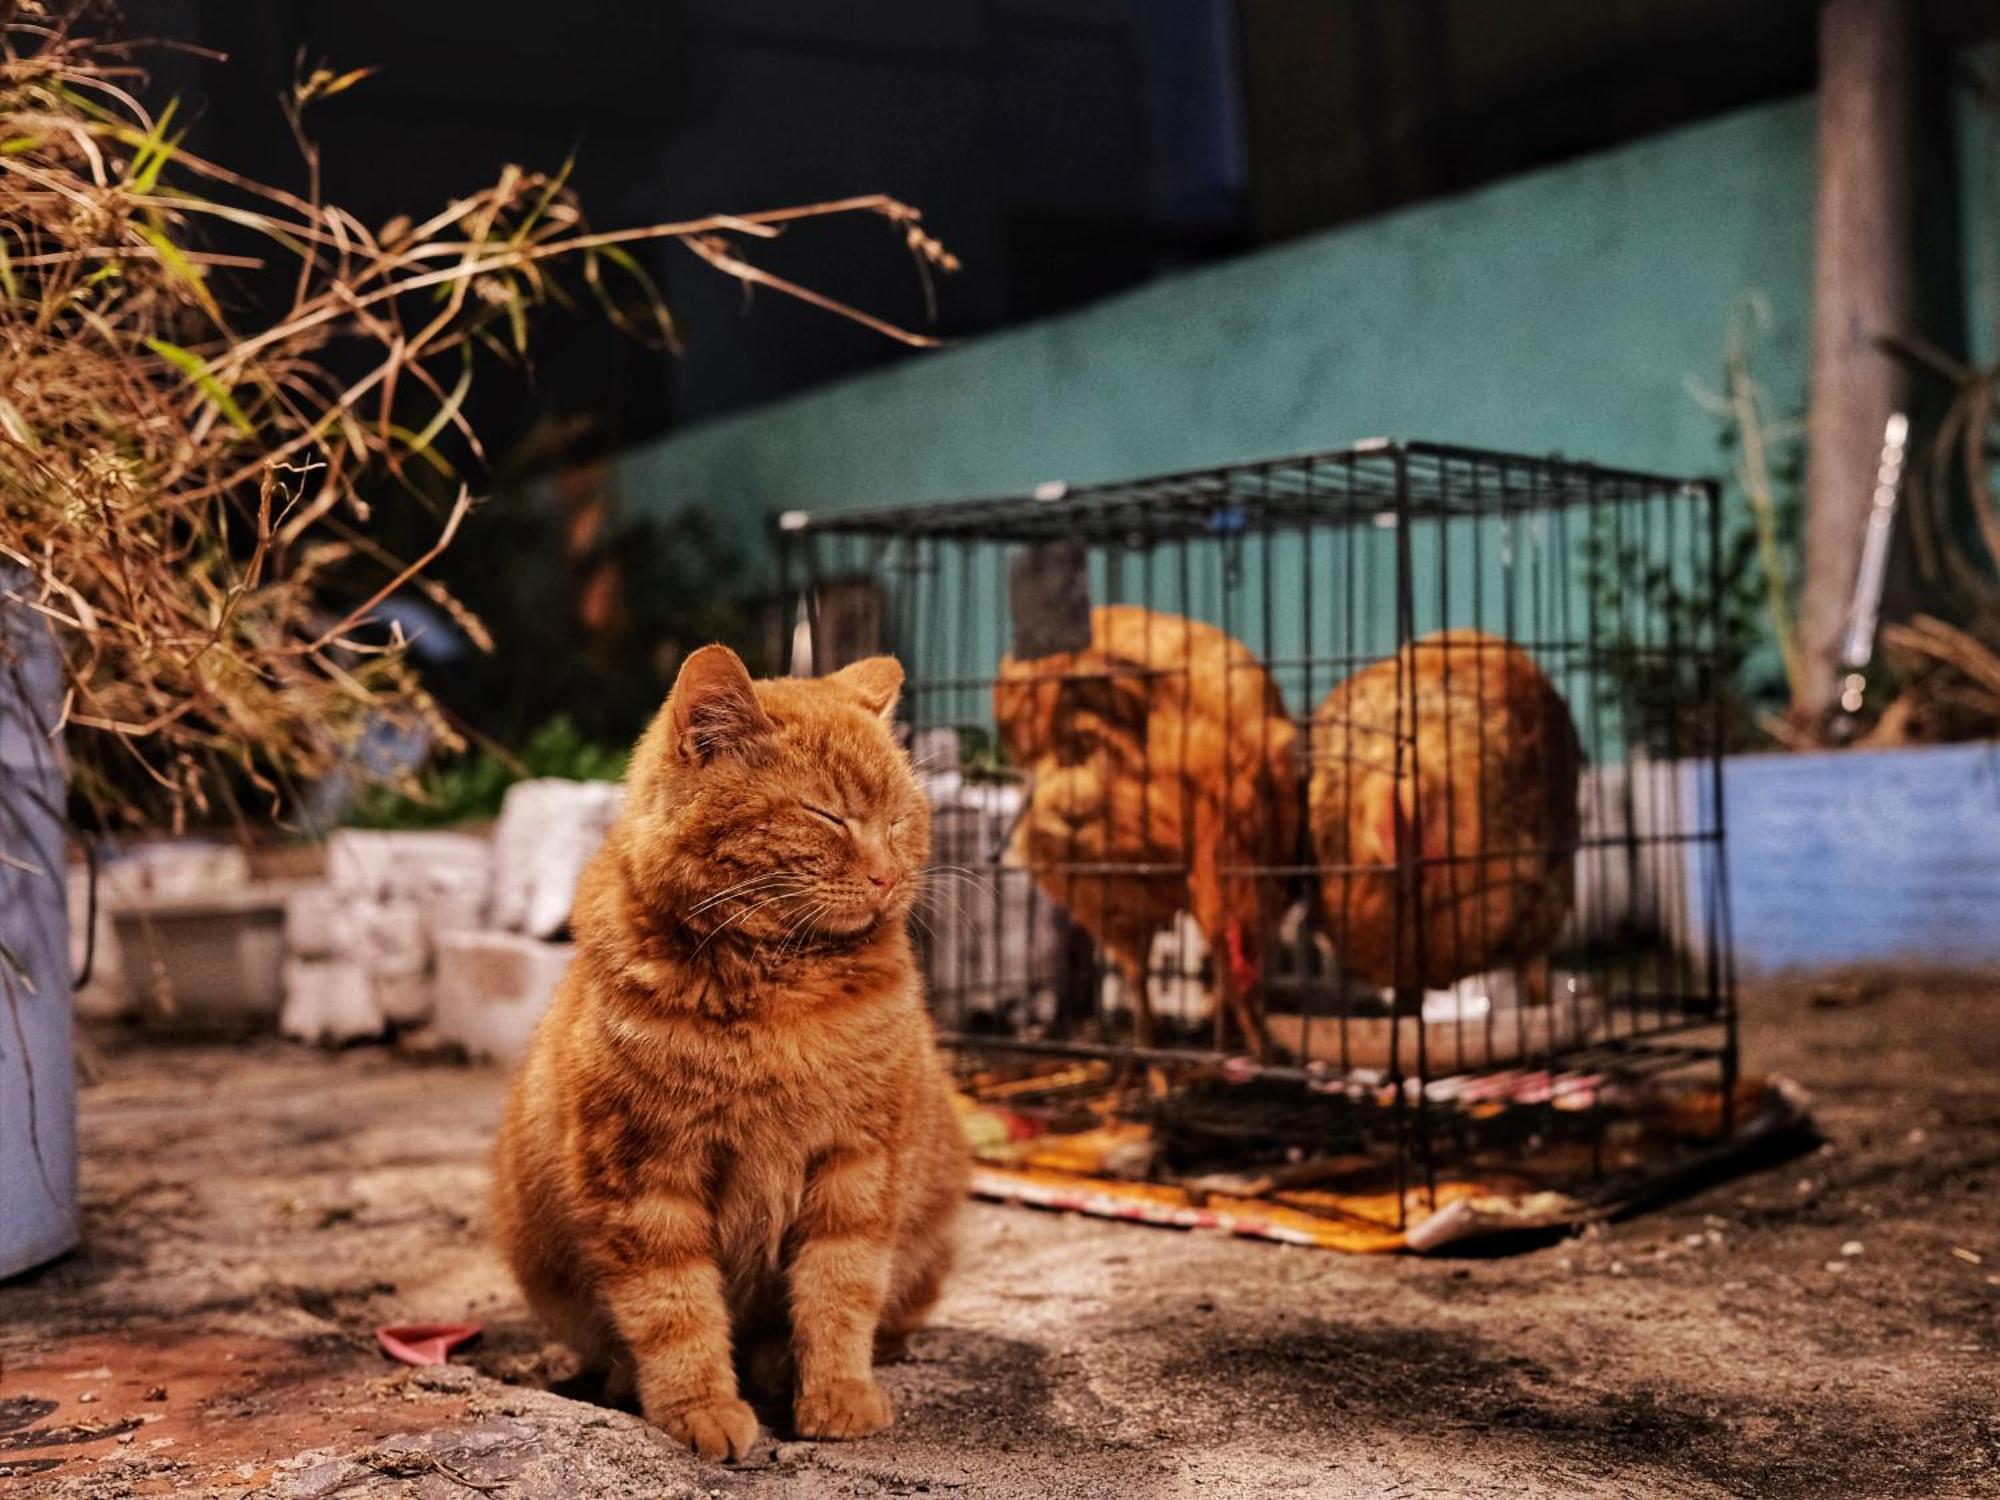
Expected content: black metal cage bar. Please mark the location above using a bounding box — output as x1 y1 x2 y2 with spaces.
778 439 1736 1227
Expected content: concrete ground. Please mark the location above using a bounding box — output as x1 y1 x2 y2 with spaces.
2 972 1997 1499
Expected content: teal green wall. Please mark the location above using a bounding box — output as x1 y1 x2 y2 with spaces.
612 95 1819 562
1958 53 2000 365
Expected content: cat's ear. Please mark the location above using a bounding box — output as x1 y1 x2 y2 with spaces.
667 645 772 763
830 656 903 723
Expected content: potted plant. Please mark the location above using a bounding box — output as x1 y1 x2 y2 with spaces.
0 3 951 1273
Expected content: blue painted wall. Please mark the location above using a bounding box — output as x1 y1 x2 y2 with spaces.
1691 743 2000 972
610 94 1818 559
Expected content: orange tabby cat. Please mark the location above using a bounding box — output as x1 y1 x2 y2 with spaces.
492 646 967 1460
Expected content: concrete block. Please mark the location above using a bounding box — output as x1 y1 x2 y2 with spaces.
921 774 1071 1029
1566 759 1694 957
490 779 622 939
421 887 490 947
98 841 250 906
112 886 298 1027
357 900 430 978
283 884 352 960
280 957 384 1045
372 969 433 1027
327 830 492 910
432 931 573 1063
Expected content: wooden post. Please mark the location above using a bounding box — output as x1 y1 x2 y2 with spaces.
1801 0 1917 722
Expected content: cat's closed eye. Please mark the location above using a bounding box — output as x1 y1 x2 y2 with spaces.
803 803 847 829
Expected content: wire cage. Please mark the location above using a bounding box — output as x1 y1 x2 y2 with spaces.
777 439 1737 1230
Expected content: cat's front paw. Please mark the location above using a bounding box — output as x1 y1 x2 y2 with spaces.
655 1396 759 1461
794 1377 893 1440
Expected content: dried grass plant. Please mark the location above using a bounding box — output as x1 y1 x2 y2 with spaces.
1875 331 2000 740
0 2 957 831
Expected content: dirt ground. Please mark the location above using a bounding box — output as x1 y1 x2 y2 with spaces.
3 972 1997 1499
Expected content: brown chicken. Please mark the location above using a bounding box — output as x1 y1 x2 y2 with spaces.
1309 630 1581 996
992 606 1300 1050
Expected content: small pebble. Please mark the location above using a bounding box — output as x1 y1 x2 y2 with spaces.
143 1387 168 1402
1824 1260 1848 1274
1841 1241 1864 1257
77 1391 99 1404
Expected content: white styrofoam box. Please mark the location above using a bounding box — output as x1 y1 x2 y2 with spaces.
918 770 1071 1030
357 901 430 978
371 969 433 1027
283 884 352 960
111 886 299 1025
1564 758 1698 959
432 930 574 1062
489 778 623 939
96 841 251 906
421 886 490 948
280 957 384 1045
1098 912 1216 1026
327 829 492 910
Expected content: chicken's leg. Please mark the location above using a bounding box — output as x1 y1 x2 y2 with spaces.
1219 919 1269 1055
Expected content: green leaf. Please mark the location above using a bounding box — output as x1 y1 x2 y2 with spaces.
403 348 474 457
384 424 454 476
586 242 677 345
509 154 575 249
142 336 256 437
504 285 529 356
126 98 180 193
48 83 118 125
135 222 221 321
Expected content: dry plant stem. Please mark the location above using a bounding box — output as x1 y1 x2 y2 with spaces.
0 6 956 830
1724 324 1805 706
1878 331 2000 588
1883 615 2000 705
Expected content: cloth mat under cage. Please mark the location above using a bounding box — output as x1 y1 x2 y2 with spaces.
950 1066 1811 1255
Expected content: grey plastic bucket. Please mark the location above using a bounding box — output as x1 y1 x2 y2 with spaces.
0 570 78 1277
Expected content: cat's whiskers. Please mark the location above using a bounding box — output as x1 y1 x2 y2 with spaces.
768 898 834 963
690 886 810 956
915 867 988 928
686 873 804 916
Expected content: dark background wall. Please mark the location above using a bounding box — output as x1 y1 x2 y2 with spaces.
116 0 1973 474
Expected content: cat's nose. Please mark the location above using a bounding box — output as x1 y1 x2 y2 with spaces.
865 868 899 891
